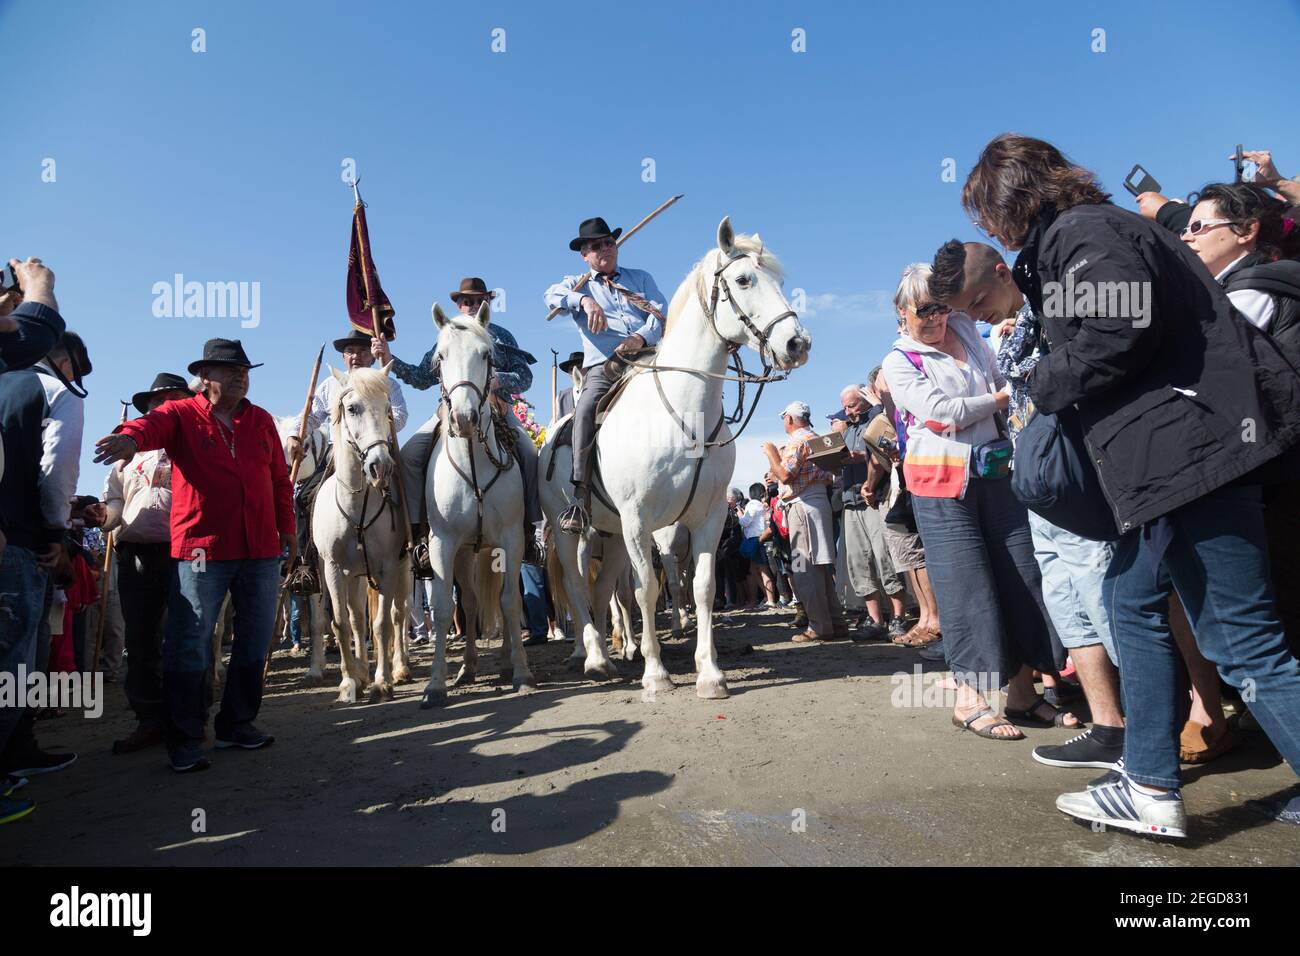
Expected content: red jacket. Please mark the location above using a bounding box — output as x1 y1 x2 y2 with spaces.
116 394 293 561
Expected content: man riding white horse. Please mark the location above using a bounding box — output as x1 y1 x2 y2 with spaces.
544 217 668 534
387 277 541 563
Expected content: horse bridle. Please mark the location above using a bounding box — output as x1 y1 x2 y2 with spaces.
331 384 397 589
703 251 799 371
434 348 516 552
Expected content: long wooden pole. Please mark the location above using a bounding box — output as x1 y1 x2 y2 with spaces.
263 344 326 682
90 401 130 673
550 349 558 423
543 194 685 321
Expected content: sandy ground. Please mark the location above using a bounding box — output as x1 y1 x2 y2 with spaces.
6 605 1299 866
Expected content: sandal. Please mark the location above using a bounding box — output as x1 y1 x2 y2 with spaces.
791 630 823 644
1005 695 1079 728
1179 720 1240 764
952 708 1024 741
895 625 941 648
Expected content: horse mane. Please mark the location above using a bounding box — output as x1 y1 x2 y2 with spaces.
436 316 497 361
329 366 391 422
664 233 784 337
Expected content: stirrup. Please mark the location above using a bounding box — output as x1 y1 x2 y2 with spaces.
558 503 589 535
412 541 435 580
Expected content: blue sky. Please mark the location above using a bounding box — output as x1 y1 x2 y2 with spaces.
4 0 1299 496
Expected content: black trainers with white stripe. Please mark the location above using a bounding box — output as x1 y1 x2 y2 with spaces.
1032 728 1123 770
1056 772 1186 839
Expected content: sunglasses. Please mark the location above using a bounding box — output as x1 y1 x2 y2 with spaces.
913 303 953 320
1181 218 1239 237
457 296 487 307
583 238 617 253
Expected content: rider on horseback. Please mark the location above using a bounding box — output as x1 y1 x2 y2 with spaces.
544 217 667 534
387 277 542 565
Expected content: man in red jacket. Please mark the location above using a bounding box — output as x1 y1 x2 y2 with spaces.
94 339 294 773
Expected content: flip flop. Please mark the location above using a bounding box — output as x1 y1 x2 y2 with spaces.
952 708 1024 740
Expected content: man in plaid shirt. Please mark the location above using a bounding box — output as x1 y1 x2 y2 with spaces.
762 401 847 642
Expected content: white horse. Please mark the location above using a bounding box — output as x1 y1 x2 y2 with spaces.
311 366 411 703
419 302 535 708
655 523 694 639
540 217 810 698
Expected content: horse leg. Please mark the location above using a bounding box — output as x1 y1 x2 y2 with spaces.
369 584 395 703
586 543 626 681
419 545 456 709
622 522 670 694
617 568 637 661
449 554 481 688
498 531 536 695
691 507 729 699
391 571 412 684
304 592 326 684
555 532 609 676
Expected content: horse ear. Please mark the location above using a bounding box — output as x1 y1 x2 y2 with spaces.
378 360 393 377
432 303 449 328
717 216 736 258
475 301 491 327
329 366 345 384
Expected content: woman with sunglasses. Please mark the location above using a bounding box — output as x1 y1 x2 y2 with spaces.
882 264 1072 742
962 133 1300 838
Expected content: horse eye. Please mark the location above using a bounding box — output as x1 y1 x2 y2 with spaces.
347 404 360 415
736 276 752 287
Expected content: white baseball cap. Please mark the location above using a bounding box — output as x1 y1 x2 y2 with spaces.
780 400 811 420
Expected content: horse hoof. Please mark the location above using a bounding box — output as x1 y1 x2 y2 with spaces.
566 656 586 673
451 666 475 688
419 687 447 709
584 659 618 682
696 678 729 700
514 679 538 696
392 666 411 684
300 670 325 686
337 679 358 704
642 672 675 694
368 681 393 704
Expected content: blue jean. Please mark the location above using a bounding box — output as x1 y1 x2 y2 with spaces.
913 478 1061 689
0 545 46 757
520 562 548 638
164 557 280 746
1105 484 1300 789
1028 511 1117 664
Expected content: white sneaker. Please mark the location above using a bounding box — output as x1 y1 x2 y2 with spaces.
1056 771 1186 839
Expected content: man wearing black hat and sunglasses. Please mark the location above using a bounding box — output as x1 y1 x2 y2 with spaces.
94 339 294 773
556 350 585 419
544 217 668 533
99 373 194 755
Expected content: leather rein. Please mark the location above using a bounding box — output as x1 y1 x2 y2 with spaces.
434 350 516 553
331 385 398 589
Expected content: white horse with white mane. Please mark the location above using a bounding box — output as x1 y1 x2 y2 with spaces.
311 365 411 703
419 302 535 709
540 217 810 698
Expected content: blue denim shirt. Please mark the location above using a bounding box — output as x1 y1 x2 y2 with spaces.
390 322 535 402
544 267 666 369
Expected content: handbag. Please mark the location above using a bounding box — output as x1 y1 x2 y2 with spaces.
1010 405 1119 541
740 536 763 562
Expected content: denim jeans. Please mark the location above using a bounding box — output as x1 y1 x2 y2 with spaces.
913 478 1061 689
164 557 280 747
1105 484 1300 789
1028 511 1117 665
520 562 548 638
0 545 46 757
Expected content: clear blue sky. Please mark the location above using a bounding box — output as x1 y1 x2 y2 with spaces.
5 0 1298 497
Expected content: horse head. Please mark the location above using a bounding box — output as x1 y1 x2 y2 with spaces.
433 301 495 438
706 216 811 370
329 365 395 487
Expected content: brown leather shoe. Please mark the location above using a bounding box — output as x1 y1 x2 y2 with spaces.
791 630 823 643
112 723 164 755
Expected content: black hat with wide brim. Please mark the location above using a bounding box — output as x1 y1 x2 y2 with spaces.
569 217 622 252
559 350 585 373
131 372 193 414
332 329 375 353
187 338 264 376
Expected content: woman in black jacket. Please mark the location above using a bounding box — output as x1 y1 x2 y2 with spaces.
962 134 1300 838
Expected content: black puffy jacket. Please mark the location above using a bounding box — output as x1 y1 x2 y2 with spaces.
1020 203 1300 533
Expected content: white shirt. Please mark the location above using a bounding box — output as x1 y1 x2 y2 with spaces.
103 449 172 544
1217 255 1276 331
35 361 83 532
740 498 768 538
293 369 408 437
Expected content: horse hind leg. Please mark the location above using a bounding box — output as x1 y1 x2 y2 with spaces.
452 554 480 688
390 574 412 684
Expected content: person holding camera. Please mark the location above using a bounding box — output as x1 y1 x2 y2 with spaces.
962 133 1300 835
0 257 65 379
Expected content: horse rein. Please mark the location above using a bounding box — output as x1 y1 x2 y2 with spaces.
331 384 397 589
434 351 517 552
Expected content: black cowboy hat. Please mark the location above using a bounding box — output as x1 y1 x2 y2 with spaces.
559 350 584 373
332 329 375 353
187 338 264 375
131 372 192 414
568 217 622 252
449 277 497 304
